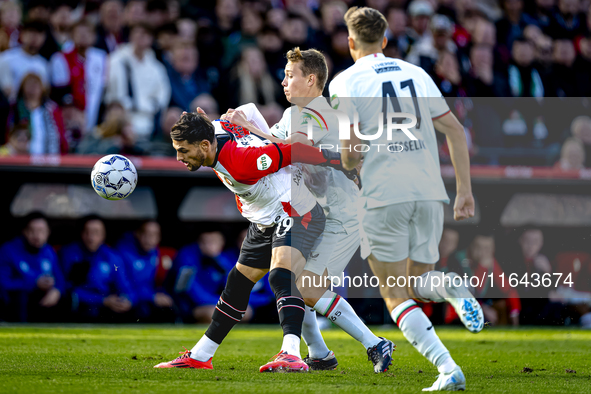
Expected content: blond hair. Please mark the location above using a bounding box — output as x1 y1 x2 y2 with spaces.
286 47 328 91
561 137 584 156
571 116 591 135
344 6 388 45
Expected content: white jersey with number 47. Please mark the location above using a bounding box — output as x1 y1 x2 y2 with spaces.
329 53 450 209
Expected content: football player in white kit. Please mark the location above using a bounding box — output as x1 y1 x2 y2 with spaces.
224 47 394 373
330 6 484 391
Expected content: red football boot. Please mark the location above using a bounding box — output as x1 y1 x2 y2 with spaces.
259 351 309 373
154 348 213 369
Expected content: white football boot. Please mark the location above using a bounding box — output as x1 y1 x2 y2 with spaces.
422 366 466 391
445 272 484 333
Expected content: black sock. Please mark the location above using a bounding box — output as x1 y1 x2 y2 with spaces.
204 267 255 344
269 268 305 338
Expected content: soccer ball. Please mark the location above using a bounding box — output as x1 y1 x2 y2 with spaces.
91 154 138 200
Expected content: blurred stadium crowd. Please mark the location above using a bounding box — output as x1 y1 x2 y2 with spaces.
1 213 590 327
0 213 278 324
1 0 590 328
0 0 590 166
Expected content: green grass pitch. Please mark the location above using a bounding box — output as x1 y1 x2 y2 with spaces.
0 324 590 393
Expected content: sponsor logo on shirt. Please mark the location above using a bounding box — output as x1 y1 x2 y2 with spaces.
41 260 52 273
257 154 272 171
133 260 145 271
372 61 401 74
19 261 29 272
330 94 340 110
100 262 111 274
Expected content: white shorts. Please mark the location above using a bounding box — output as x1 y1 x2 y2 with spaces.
362 201 444 264
303 228 360 278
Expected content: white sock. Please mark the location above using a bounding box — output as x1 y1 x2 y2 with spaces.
302 307 330 358
190 335 219 362
439 357 458 374
314 290 381 349
391 300 457 374
413 271 449 303
281 334 301 358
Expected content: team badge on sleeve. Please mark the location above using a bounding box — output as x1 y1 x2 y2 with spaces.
257 154 272 170
330 93 340 109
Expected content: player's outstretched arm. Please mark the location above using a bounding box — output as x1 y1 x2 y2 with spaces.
222 109 282 142
217 139 355 184
292 144 358 180
223 108 313 146
433 112 475 221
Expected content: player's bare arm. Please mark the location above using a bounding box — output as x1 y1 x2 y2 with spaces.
340 125 361 170
433 111 475 221
223 108 313 146
221 109 288 144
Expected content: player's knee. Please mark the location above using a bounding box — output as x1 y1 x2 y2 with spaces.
299 287 322 306
296 279 326 306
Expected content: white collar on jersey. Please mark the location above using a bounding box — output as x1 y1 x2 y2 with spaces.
356 53 386 64
297 95 326 111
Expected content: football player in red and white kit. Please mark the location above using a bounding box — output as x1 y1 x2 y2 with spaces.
224 47 394 374
154 110 354 372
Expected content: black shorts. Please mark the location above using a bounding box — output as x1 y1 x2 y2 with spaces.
238 203 326 269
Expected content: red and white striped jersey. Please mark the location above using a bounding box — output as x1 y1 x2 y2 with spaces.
211 120 317 226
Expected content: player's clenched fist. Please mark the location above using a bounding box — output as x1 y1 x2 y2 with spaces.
453 192 475 221
222 108 253 130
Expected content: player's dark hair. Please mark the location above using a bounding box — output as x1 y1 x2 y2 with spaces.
286 47 328 91
137 219 158 231
344 6 388 45
135 220 160 238
22 211 48 230
519 226 543 237
171 112 215 144
79 214 104 233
